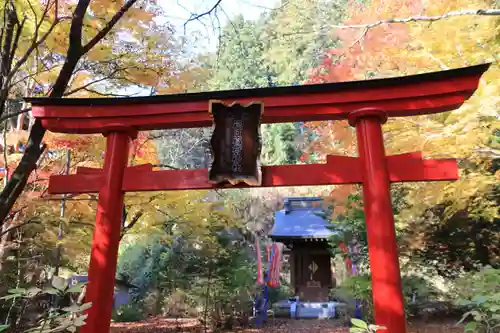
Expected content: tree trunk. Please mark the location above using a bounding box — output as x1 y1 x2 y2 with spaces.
0 119 46 223
0 0 137 225
0 222 10 272
203 263 214 333
0 1 17 119
0 56 79 224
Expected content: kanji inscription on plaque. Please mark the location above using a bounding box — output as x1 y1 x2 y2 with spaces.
208 100 263 186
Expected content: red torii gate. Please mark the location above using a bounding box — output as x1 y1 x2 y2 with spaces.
29 63 489 333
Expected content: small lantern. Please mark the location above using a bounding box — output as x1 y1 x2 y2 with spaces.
208 100 263 186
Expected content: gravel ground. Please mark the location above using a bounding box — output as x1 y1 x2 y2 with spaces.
109 317 464 333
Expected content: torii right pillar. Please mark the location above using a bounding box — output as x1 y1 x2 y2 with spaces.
349 108 406 333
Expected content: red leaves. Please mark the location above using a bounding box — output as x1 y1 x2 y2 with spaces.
129 132 159 165
49 138 86 148
307 0 425 85
304 0 430 214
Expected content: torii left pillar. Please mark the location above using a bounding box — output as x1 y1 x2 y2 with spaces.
81 131 134 333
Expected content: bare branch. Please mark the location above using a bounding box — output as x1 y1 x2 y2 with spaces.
0 4 17 89
82 0 139 54
2 124 9 185
8 64 60 89
3 206 26 222
26 0 39 24
8 1 62 82
183 0 223 34
63 68 123 96
69 221 95 227
80 87 131 97
63 63 142 96
0 2 7 47
282 8 500 37
9 16 26 69
32 0 53 45
237 0 290 11
120 210 143 239
475 147 500 159
0 107 31 123
333 9 500 30
152 164 180 170
0 218 39 237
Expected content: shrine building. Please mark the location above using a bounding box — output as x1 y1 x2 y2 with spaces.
270 197 335 302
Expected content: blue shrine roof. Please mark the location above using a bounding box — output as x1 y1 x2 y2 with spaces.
270 197 334 239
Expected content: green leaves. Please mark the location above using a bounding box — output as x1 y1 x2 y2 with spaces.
67 282 86 294
351 318 368 330
457 310 485 333
25 311 90 333
0 277 91 333
8 288 26 293
471 295 487 305
459 310 484 324
43 287 60 296
1 277 86 302
0 287 38 301
464 322 478 332
454 267 500 333
26 287 42 297
350 318 387 333
62 302 92 313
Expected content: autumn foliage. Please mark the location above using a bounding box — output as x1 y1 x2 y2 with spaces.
0 0 499 330
304 0 499 219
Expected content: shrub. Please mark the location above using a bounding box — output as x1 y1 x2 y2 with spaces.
0 277 90 332
112 303 145 323
453 266 500 333
332 274 374 321
333 273 443 321
402 275 441 302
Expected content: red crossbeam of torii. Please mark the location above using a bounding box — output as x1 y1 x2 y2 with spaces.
47 151 457 194
29 63 489 333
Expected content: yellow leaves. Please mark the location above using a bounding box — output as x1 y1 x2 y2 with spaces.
125 68 160 87
313 0 499 224
126 7 155 23
86 45 112 62
401 168 499 222
3 129 29 152
409 0 498 70
44 21 71 54
120 190 234 246
155 63 212 94
90 0 124 18
34 66 63 85
69 72 91 91
66 198 97 217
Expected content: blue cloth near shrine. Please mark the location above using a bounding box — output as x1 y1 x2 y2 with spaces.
354 300 362 319
290 302 297 318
